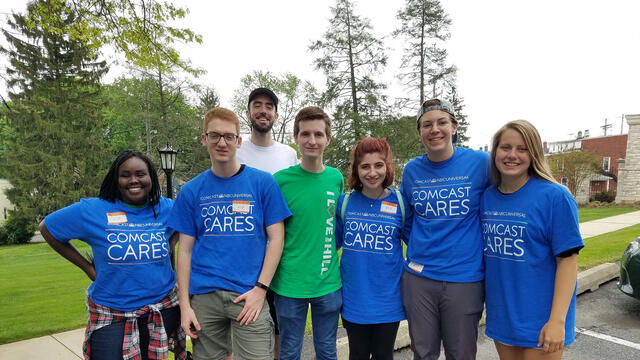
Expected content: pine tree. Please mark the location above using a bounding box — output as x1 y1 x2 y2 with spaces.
446 85 469 146
310 0 388 173
394 0 455 108
0 0 110 227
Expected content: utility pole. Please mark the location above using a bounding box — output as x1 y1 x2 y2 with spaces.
601 118 612 136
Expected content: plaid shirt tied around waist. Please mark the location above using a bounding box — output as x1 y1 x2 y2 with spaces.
83 287 186 360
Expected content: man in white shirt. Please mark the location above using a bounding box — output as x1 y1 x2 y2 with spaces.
236 87 297 359
236 87 298 174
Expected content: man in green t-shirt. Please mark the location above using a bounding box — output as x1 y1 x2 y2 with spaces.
272 106 343 360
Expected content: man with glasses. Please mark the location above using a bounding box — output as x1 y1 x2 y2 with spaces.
169 107 291 360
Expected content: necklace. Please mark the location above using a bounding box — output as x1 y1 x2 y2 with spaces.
364 188 387 207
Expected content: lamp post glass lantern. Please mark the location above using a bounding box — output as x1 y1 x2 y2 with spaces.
158 144 178 199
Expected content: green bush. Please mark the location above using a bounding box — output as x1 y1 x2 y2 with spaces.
0 215 35 246
0 225 7 245
593 191 615 203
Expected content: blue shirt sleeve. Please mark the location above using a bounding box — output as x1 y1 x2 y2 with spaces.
399 169 413 245
44 201 88 243
167 186 198 237
400 192 412 245
483 152 492 190
261 175 292 227
550 188 584 256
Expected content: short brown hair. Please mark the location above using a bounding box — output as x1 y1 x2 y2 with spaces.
203 107 240 134
293 106 331 137
348 137 395 191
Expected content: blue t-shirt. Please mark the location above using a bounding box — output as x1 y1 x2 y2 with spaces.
399 147 490 282
168 166 291 295
335 189 408 324
481 177 584 347
44 197 176 311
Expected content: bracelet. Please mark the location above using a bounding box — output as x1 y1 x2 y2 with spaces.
255 281 269 291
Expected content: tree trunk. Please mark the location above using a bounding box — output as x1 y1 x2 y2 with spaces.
345 3 361 139
419 4 426 105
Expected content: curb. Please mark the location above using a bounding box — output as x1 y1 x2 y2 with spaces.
576 262 619 294
335 263 620 359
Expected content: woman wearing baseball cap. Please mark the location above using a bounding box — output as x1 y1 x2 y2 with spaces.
399 98 491 359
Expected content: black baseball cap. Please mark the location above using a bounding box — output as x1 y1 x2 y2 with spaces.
248 87 278 112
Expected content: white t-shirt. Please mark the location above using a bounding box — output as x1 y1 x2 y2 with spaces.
237 139 298 174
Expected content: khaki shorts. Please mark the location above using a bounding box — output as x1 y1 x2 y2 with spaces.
190 290 274 360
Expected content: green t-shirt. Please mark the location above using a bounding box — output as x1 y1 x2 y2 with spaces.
271 164 344 297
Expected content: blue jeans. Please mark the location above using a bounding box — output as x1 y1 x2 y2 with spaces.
89 306 180 360
274 289 342 360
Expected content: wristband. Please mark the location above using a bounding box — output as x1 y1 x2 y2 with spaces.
255 281 269 291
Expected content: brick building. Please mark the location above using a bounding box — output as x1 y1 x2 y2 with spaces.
545 133 628 202
581 134 628 194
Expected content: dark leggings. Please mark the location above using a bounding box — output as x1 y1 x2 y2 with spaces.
90 306 180 360
342 318 400 360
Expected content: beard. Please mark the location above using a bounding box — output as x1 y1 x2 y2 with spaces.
250 115 274 133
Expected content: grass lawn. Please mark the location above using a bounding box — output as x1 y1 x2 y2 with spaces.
0 240 92 344
578 223 640 270
578 207 637 223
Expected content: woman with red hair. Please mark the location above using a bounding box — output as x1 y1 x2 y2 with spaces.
335 137 409 360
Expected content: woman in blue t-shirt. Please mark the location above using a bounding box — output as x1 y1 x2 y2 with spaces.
482 120 583 359
39 150 184 360
335 137 408 360
400 99 490 359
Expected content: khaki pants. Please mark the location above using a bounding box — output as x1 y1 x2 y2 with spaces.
191 290 274 360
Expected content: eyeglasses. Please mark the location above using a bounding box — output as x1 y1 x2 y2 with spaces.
205 132 239 144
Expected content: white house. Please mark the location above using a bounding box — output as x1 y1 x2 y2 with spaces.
0 179 13 225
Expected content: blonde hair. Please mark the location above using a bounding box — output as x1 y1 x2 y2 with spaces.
490 120 557 186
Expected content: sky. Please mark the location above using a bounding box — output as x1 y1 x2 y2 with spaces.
1 0 639 150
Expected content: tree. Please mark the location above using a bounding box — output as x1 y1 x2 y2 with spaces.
0 105 16 178
446 85 469 146
231 70 319 143
28 0 203 75
310 0 388 140
369 114 423 183
0 0 111 227
196 85 220 118
548 150 602 196
310 0 388 175
393 0 455 107
102 77 149 152
102 74 210 181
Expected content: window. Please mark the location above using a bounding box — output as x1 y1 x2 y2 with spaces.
561 177 569 187
603 157 611 172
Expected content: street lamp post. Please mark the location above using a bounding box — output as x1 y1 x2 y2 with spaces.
158 143 178 199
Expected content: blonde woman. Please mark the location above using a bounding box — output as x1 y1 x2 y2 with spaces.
481 120 584 359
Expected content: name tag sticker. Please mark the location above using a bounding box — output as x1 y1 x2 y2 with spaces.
380 201 398 214
408 261 424 274
107 212 127 224
232 201 251 214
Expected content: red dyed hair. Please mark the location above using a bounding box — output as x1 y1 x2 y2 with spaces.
348 137 395 191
